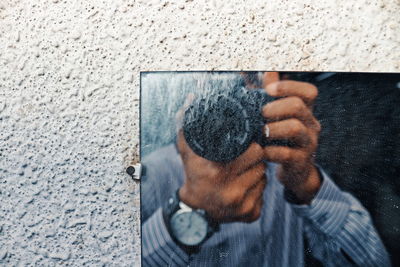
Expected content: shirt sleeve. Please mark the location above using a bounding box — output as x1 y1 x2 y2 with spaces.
142 207 190 267
290 168 391 267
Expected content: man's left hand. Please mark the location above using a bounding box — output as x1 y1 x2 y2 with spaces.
262 72 322 204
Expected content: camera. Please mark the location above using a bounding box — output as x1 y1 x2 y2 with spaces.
182 72 319 162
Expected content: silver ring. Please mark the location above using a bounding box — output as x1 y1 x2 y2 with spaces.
264 124 270 138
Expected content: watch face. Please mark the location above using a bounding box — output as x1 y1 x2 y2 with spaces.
170 210 208 246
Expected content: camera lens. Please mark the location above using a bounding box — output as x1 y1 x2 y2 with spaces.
183 87 273 162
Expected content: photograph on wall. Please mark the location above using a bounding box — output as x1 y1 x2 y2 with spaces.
139 71 399 266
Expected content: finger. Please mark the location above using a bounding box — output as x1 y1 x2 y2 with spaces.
220 162 265 211
176 130 193 159
227 142 264 176
262 96 317 128
229 162 266 192
183 93 195 108
243 172 267 202
241 72 262 88
265 80 318 107
250 196 264 221
263 146 308 164
237 179 266 222
175 94 196 133
264 119 311 147
243 196 264 223
262 72 280 87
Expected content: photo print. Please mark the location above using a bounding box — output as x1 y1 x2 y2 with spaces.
140 71 399 266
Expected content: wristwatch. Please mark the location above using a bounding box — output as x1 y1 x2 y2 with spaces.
163 190 219 249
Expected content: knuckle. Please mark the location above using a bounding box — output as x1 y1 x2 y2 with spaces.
291 97 305 112
282 149 293 162
251 207 262 221
309 84 318 99
303 134 312 146
220 191 231 206
260 177 267 189
298 151 308 163
275 83 284 95
310 135 319 149
289 119 304 136
224 189 243 206
252 143 264 157
314 120 321 133
209 167 222 179
244 205 262 223
240 201 253 217
256 163 266 176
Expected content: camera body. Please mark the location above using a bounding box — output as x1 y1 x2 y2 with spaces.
183 86 276 162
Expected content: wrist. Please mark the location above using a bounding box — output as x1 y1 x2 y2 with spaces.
162 190 202 254
179 184 201 210
163 188 218 253
286 165 321 205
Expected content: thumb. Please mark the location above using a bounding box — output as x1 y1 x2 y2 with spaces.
262 72 280 88
176 130 196 161
175 93 196 134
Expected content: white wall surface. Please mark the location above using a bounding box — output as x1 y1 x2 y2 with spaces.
0 0 399 266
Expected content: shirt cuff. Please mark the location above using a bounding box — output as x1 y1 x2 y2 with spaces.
289 168 351 236
142 208 190 266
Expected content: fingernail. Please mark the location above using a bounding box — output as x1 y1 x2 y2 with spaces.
266 82 278 95
262 103 270 114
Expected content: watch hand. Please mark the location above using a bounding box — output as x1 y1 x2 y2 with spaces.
187 212 193 229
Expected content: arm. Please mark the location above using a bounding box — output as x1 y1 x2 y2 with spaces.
291 169 391 266
142 208 190 267
141 138 267 266
140 146 190 266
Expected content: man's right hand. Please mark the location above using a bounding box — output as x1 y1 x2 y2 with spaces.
177 131 267 223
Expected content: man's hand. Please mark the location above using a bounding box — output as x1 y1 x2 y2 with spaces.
262 72 322 204
177 131 266 223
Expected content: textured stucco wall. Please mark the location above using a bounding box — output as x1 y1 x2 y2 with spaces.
0 0 399 266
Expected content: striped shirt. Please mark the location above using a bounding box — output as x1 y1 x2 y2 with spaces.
141 145 390 266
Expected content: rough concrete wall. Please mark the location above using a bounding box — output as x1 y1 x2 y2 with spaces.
0 0 398 266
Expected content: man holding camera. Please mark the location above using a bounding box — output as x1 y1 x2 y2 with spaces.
141 72 390 266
